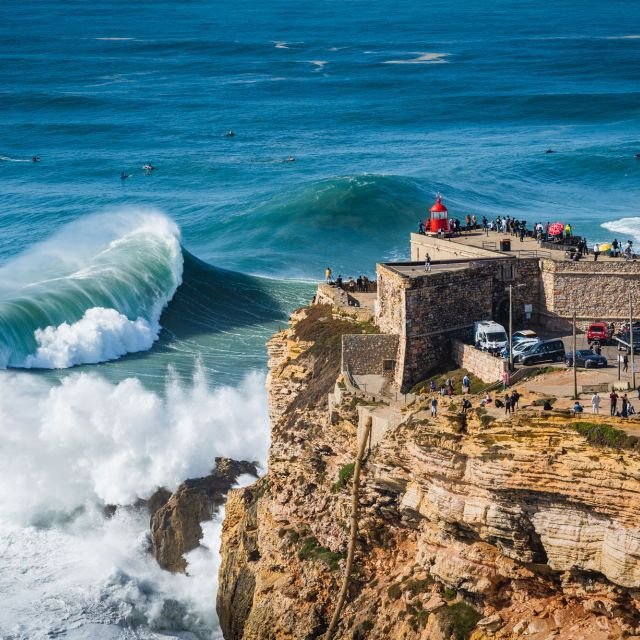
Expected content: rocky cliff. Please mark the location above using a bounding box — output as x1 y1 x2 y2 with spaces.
217 304 640 640
150 457 257 572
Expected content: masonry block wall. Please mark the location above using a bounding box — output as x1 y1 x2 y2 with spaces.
341 334 400 378
451 340 507 383
377 260 541 390
540 260 640 329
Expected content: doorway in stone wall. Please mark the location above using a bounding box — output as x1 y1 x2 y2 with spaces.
495 297 510 327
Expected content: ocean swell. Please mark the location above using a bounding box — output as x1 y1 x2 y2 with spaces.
0 208 183 369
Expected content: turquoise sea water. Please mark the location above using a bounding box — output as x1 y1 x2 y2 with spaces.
1 1 640 638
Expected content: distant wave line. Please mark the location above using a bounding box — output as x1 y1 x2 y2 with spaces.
383 52 449 65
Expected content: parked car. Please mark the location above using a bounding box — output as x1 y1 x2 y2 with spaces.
587 322 613 345
565 350 608 368
501 340 540 362
512 329 538 344
520 339 566 366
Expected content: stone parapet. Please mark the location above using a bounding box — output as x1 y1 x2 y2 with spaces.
451 339 506 383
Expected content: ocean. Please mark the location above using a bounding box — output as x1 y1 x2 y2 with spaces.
1 1 639 638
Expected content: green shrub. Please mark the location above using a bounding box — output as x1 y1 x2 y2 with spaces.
332 462 355 492
297 536 344 570
573 422 639 450
406 577 433 596
387 583 402 600
438 602 482 640
442 587 457 601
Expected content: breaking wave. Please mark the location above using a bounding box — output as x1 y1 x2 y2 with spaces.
0 208 183 369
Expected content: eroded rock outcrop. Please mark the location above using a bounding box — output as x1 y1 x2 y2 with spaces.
150 457 257 572
217 304 640 639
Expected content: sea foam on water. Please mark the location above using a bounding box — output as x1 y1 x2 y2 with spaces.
0 365 269 638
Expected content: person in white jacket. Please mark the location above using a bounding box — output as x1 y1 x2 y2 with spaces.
592 392 601 414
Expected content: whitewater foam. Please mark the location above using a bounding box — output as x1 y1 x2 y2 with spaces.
309 60 328 70
0 365 269 637
24 307 158 368
601 217 640 243
383 52 450 64
0 155 32 162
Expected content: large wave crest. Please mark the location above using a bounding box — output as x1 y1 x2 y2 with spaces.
0 208 183 369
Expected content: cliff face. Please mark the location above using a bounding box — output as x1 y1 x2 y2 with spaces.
217 304 640 640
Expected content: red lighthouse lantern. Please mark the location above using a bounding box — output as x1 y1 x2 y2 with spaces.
427 194 449 235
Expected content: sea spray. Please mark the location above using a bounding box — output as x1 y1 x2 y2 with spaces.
0 365 268 638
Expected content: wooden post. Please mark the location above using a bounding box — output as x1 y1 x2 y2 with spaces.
630 293 636 390
324 417 372 639
573 310 578 399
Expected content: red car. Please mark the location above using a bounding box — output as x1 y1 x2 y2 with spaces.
587 322 612 344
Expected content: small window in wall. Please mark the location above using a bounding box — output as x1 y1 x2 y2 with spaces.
501 264 514 281
383 359 396 372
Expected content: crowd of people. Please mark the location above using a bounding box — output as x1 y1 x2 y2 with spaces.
325 267 374 293
417 213 637 261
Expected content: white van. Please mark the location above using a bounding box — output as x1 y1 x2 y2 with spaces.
474 321 508 353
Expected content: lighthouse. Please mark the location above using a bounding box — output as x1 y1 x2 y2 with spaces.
426 194 450 236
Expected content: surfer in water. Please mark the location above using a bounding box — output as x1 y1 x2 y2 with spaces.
120 172 130 181
545 149 555 154
32 156 41 162
225 130 235 137
285 155 295 162
143 163 154 172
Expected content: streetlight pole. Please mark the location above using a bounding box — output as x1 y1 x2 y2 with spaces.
509 284 513 371
573 310 578 399
630 292 636 390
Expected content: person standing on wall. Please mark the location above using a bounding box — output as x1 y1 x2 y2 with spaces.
424 254 431 273
325 267 332 283
593 243 600 261
430 396 438 417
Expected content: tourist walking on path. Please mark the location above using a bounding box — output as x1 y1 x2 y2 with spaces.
591 392 601 414
593 243 600 261
424 254 431 273
610 390 619 416
430 397 438 417
325 267 332 283
511 390 520 411
462 374 470 394
623 353 629 373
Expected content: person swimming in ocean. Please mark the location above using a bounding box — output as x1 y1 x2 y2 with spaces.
285 155 295 162
225 130 235 137
120 172 129 180
545 149 555 154
143 163 154 172
32 156 41 162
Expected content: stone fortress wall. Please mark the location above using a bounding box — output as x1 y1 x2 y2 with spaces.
331 232 640 391
540 259 640 329
376 257 540 390
341 334 399 379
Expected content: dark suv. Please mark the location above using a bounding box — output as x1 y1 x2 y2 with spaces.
520 339 566 366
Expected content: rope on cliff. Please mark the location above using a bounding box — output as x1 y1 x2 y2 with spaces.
324 416 372 640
